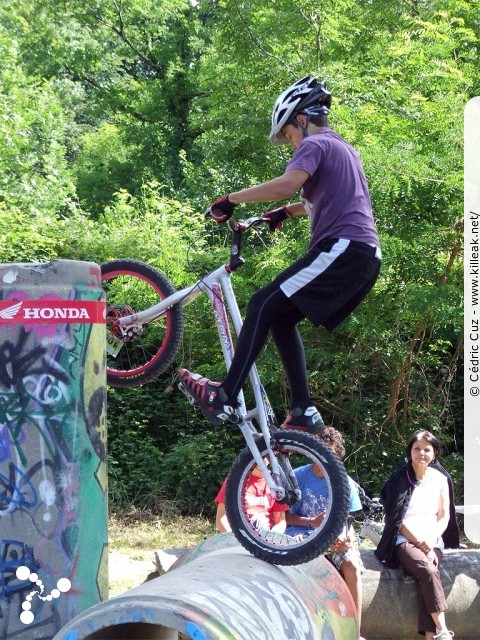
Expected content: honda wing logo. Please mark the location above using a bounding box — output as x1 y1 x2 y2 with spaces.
0 300 106 324
0 301 23 319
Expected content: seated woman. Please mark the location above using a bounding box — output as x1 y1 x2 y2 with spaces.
375 430 460 640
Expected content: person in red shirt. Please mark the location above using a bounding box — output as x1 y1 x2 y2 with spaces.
215 465 287 533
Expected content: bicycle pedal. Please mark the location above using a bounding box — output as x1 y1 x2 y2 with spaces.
177 381 198 406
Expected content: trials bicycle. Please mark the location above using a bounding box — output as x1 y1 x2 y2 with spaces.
101 214 350 565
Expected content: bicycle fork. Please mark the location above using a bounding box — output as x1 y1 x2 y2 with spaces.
209 276 300 505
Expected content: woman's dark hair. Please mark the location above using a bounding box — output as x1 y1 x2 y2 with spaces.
406 430 441 462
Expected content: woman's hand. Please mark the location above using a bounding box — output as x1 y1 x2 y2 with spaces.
416 538 436 556
415 539 430 554
415 540 431 555
426 549 438 564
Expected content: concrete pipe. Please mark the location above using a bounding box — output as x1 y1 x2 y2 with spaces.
52 533 358 640
0 260 107 640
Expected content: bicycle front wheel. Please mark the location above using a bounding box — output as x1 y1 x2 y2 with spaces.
101 259 183 387
225 431 350 565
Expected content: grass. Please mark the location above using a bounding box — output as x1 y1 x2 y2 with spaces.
108 508 216 597
109 508 216 551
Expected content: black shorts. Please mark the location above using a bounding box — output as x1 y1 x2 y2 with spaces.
275 238 381 330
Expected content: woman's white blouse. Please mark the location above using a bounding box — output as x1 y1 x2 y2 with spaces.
396 468 448 547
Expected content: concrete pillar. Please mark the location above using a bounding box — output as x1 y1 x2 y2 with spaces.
0 260 107 640
52 533 358 640
361 549 480 639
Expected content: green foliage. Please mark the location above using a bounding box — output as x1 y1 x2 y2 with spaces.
0 0 471 513
73 123 140 215
108 423 164 511
0 31 77 219
1 0 208 213
158 429 243 516
0 205 70 262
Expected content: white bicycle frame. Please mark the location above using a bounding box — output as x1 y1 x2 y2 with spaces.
114 217 289 501
358 516 384 546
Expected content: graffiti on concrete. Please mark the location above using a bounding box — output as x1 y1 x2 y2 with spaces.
0 267 107 640
53 535 357 640
176 561 355 639
15 565 72 625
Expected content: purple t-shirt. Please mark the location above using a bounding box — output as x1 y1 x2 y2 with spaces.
286 129 379 250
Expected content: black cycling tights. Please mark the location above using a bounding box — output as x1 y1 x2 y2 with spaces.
221 282 312 409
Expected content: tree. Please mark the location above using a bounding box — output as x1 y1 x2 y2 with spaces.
1 0 208 214
0 29 77 225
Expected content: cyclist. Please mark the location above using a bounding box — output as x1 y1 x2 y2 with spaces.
180 75 381 432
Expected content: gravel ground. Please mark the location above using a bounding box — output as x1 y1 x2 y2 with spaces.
108 550 157 597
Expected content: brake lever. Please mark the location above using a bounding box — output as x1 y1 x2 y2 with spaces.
203 209 266 232
236 216 267 230
204 208 241 230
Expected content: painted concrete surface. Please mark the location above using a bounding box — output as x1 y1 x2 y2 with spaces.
52 533 358 640
0 260 108 640
158 543 480 640
50 534 480 640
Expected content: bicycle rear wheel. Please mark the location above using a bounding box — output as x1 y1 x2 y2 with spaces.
225 431 350 565
101 259 183 387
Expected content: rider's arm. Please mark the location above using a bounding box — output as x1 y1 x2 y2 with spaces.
284 201 309 217
228 169 309 205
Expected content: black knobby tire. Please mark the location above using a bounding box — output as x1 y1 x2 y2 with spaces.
224 431 350 565
101 259 183 387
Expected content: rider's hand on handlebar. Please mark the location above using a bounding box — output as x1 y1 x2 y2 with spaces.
262 206 291 231
210 195 238 223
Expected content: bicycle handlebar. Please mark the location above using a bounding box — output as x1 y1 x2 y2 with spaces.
202 210 270 271
356 484 383 514
204 208 268 232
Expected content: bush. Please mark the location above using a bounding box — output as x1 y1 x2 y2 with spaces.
108 425 164 511
158 429 243 516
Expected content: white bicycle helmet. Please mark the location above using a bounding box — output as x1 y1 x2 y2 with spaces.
269 75 331 146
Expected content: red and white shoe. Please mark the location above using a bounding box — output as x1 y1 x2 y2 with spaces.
281 406 325 435
178 369 236 426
